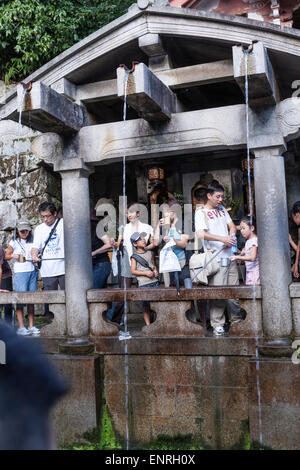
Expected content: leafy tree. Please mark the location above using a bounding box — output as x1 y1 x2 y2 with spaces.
0 0 136 83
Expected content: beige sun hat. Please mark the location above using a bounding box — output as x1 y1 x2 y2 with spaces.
17 219 32 231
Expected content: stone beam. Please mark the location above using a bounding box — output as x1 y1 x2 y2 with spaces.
78 104 285 164
156 60 234 89
74 61 233 105
51 78 76 101
76 79 118 103
138 33 172 72
233 41 280 107
16 81 92 134
117 62 176 121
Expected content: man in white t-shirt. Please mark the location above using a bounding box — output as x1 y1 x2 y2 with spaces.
195 183 246 336
31 202 65 318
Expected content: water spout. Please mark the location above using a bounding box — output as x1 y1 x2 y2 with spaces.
21 81 33 92
119 62 139 74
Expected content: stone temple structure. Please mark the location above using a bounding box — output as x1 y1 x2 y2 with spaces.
0 0 300 449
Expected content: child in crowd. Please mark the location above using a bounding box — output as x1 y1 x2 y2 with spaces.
5 220 39 335
154 199 189 287
107 203 154 324
230 217 260 285
130 232 159 326
289 201 300 279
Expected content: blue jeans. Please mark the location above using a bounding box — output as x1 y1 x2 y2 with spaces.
93 261 111 289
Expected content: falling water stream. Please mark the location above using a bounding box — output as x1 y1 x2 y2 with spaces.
15 88 27 239
8 87 27 327
120 70 131 450
244 49 263 449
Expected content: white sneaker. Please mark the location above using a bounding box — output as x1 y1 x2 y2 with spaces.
27 326 40 336
213 326 225 336
17 328 31 336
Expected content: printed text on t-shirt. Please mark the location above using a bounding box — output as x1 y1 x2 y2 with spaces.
206 209 226 220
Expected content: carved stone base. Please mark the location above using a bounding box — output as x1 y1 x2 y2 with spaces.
142 301 204 336
89 303 120 337
40 304 66 337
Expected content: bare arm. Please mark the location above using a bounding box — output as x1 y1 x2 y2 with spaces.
144 235 155 251
289 233 298 252
292 228 300 278
202 230 236 247
152 251 158 277
173 234 189 249
31 247 40 263
92 235 112 257
153 223 162 247
228 221 237 237
130 257 154 278
5 245 19 261
231 246 258 262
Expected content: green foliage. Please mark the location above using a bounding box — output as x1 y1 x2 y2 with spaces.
98 402 122 450
144 434 205 450
0 0 136 83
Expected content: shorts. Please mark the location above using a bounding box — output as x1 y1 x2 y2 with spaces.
13 270 38 308
140 281 159 308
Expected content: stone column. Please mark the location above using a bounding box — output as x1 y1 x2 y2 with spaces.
55 158 94 338
253 146 292 341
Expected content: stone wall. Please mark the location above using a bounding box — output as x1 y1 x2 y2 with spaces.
0 83 62 248
104 353 250 449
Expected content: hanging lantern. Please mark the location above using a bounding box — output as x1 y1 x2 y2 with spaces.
148 167 164 180
242 158 254 172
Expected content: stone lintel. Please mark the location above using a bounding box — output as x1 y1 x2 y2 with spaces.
117 62 176 121
17 81 91 134
233 41 279 107
79 104 285 164
54 157 94 177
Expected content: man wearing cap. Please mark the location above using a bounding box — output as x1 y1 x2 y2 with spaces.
31 202 64 318
5 220 39 335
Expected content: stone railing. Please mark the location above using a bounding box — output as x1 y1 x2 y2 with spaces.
289 283 300 338
0 290 66 338
87 286 262 339
0 286 263 340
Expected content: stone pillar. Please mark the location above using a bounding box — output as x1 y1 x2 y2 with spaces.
55 158 94 338
253 146 292 340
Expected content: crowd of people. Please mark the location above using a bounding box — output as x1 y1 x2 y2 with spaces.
1 183 300 337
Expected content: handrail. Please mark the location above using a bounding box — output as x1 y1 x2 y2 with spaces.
0 290 65 304
0 286 262 305
87 286 262 302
